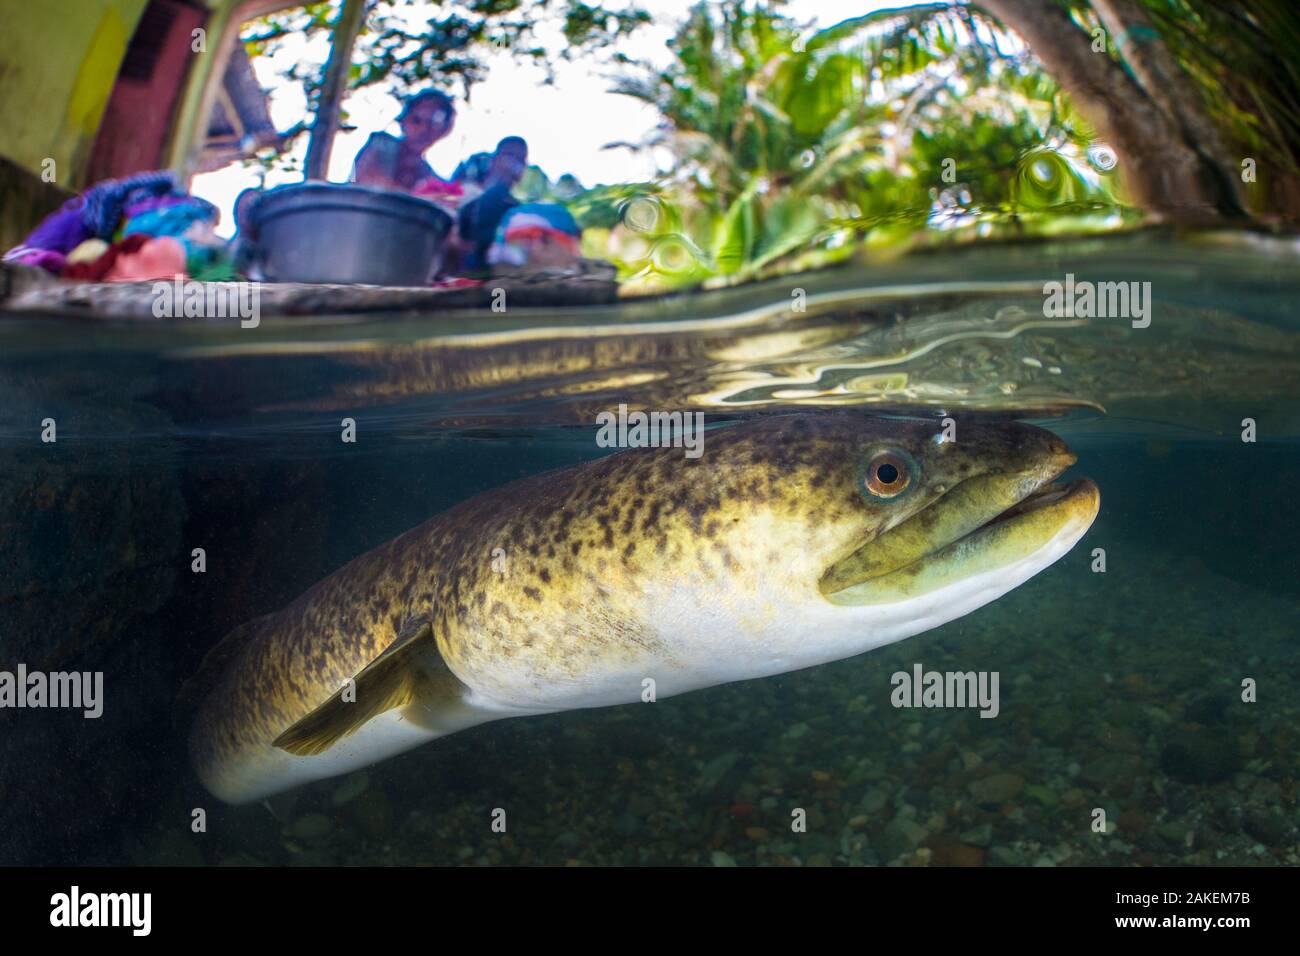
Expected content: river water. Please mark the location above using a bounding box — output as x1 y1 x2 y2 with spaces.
1 228 1297 865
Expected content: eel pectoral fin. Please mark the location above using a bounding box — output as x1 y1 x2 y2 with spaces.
273 616 436 757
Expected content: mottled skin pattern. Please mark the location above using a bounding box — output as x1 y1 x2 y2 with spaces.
189 412 1081 799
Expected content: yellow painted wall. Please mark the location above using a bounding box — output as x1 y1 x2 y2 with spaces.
0 0 149 188
0 0 296 243
0 0 306 188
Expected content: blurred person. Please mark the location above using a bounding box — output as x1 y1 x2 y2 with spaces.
456 136 529 270
351 90 456 193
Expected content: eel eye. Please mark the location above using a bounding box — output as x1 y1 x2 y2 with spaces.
865 451 912 498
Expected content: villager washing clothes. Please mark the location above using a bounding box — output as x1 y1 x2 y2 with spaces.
453 136 582 273
350 89 582 274
351 90 458 196
4 87 589 290
455 135 529 270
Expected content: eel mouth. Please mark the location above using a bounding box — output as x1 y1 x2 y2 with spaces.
821 454 1100 605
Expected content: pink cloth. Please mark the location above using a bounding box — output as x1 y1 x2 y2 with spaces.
414 177 464 200
104 236 187 282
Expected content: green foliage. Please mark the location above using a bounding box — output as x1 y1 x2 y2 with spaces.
589 1 1129 290
240 0 650 161
237 0 1297 286
1135 1 1300 178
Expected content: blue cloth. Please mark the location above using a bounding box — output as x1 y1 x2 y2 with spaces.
81 170 178 240
10 199 89 256
496 203 580 241
122 200 218 240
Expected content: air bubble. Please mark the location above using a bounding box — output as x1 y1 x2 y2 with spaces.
1031 159 1056 184
652 236 695 273
1087 144 1118 171
621 196 661 233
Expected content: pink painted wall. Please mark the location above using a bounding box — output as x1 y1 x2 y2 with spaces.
87 0 207 182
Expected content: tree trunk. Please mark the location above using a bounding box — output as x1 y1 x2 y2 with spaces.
1090 0 1244 214
304 0 369 182
978 0 1244 222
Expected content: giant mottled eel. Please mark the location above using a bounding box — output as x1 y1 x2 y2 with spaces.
187 412 1098 802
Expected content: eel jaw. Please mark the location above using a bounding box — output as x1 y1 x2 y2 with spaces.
821 467 1100 607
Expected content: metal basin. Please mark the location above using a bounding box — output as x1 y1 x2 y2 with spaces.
250 182 452 285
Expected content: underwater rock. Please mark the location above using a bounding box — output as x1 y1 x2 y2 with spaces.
331 772 371 807
1159 729 1243 784
1080 752 1143 789
1119 809 1155 844
917 742 958 775
613 810 642 837
698 752 741 793
286 813 333 844
1183 695 1229 726
1156 821 1191 847
1061 788 1087 808
627 792 657 817
927 839 987 867
988 846 1024 866
782 722 811 741
799 833 840 860
967 772 1025 804
1024 784 1059 807
1102 726 1143 754
857 784 892 815
552 831 583 853
1242 809 1289 846
617 727 663 760
882 815 930 860
351 789 392 840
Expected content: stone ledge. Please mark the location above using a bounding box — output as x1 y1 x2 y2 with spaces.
0 259 620 320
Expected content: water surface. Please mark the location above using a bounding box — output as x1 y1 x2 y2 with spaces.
1 229 1297 866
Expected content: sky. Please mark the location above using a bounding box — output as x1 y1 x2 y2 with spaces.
192 0 908 235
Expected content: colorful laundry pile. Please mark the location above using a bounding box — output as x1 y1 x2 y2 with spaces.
3 170 235 282
486 203 583 269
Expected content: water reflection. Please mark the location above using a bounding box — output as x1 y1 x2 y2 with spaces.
1 230 1297 442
